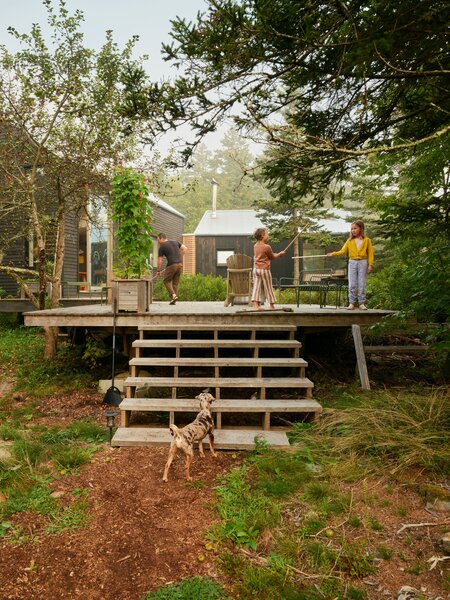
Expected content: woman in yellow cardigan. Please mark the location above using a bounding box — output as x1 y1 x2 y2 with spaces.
327 220 374 310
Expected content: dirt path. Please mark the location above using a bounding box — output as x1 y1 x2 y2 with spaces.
0 443 236 600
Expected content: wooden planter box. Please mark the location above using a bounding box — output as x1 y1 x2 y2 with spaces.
111 279 152 312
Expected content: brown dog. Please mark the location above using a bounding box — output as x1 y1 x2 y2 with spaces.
162 392 217 482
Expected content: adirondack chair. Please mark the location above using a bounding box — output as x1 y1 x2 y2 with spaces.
224 254 253 307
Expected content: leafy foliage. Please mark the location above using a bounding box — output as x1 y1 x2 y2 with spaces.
0 1 145 319
356 137 450 321
111 168 155 278
124 0 449 203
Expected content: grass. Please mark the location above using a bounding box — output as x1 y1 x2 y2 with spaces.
203 383 450 599
0 314 94 397
1 313 449 597
0 419 105 538
289 387 450 477
142 576 230 599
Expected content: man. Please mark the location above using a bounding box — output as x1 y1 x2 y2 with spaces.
156 233 187 305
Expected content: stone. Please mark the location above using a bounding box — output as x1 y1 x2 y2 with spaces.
397 586 419 600
0 440 14 463
427 499 450 512
98 379 124 393
440 531 450 554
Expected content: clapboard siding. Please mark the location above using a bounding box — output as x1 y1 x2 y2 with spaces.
62 209 79 284
152 205 184 243
0 238 26 296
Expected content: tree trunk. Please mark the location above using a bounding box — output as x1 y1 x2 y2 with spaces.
45 184 68 359
44 326 58 359
51 204 65 309
293 237 300 282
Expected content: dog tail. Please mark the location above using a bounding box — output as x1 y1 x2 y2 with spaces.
169 424 181 438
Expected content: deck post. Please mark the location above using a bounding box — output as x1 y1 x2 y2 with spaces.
352 324 370 390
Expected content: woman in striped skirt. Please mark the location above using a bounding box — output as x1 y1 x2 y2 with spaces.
251 228 286 310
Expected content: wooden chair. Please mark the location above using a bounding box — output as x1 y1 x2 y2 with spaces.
224 254 253 307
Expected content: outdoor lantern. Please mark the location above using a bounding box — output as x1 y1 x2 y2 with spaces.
105 410 118 446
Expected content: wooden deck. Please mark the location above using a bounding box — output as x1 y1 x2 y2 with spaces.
23 301 392 329
20 305 394 450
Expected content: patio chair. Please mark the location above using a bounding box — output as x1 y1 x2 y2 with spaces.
224 254 253 307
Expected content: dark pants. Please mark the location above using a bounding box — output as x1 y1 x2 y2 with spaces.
163 263 183 297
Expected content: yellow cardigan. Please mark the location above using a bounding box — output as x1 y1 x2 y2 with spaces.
331 237 374 266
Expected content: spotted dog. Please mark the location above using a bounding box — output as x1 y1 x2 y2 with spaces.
162 392 217 482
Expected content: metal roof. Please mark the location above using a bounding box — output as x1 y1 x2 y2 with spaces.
149 194 185 219
194 210 264 236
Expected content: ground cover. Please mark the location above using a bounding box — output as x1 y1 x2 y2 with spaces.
0 316 448 599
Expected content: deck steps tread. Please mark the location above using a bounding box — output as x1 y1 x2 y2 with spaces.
125 376 314 389
112 427 291 449
120 398 321 412
129 357 307 367
363 344 430 353
138 324 296 331
133 339 301 348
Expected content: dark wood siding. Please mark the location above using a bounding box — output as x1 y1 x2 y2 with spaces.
0 238 26 296
62 209 79 284
195 235 293 281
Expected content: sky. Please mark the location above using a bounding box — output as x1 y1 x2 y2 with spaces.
0 0 206 79
0 0 232 154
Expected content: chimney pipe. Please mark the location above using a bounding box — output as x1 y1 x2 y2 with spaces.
211 178 219 218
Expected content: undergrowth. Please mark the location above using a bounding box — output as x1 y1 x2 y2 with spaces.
0 419 107 540
205 386 449 599
0 314 94 396
142 576 230 599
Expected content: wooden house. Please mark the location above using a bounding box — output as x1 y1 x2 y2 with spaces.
0 192 184 299
191 209 350 282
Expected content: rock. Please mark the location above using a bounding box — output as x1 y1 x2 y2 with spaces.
0 440 15 463
98 379 124 393
50 490 65 499
397 586 420 600
115 371 130 380
427 499 450 512
419 483 450 503
135 384 153 398
440 531 450 554
136 369 151 377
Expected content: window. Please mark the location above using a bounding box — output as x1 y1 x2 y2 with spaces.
217 250 234 266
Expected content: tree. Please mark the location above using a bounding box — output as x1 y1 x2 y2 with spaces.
351 139 450 322
0 0 145 356
159 129 271 231
122 0 449 204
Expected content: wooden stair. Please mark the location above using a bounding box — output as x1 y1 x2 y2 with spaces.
112 323 321 449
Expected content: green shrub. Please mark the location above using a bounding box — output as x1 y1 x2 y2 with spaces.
0 320 93 396
153 274 227 302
